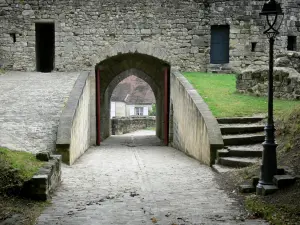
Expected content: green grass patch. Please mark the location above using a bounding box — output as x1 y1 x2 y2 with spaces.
0 148 47 224
0 147 44 181
0 147 44 195
183 72 300 117
246 195 300 225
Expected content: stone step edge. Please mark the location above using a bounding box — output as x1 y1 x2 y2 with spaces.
217 117 265 124
217 157 259 168
217 148 262 158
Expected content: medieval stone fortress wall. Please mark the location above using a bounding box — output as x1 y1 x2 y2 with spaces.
0 0 299 72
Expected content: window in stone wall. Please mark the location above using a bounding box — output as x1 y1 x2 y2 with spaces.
210 25 230 64
287 36 297 51
251 42 257 52
135 107 143 116
9 33 16 43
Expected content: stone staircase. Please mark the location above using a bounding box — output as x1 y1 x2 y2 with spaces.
214 116 265 171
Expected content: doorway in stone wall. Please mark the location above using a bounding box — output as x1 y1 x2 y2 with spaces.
35 22 55 72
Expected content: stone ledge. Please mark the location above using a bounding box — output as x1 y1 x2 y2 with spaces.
56 71 90 145
22 155 62 201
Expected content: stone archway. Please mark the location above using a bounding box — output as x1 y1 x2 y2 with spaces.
91 53 170 146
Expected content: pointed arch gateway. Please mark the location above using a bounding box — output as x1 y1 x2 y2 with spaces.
93 53 170 146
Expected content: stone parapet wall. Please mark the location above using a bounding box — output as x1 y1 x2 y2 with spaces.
237 66 300 100
170 70 224 166
1 0 299 72
56 71 91 165
111 117 156 135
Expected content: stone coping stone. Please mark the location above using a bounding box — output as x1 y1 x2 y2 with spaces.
22 154 62 201
56 71 90 145
171 69 224 164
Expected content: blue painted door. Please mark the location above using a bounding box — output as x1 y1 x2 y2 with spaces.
210 25 230 64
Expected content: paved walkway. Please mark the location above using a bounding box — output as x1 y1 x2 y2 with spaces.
0 71 79 153
36 130 266 225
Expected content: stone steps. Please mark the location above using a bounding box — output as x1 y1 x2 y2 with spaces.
223 133 265 146
217 117 265 124
217 145 263 158
220 124 265 135
216 116 265 169
217 157 260 168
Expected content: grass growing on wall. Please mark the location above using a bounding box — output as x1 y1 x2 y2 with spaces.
183 72 300 117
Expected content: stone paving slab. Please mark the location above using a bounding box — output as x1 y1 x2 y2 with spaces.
0 71 79 153
36 131 267 225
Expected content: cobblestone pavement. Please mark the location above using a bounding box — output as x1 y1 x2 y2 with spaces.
36 130 267 225
0 71 79 153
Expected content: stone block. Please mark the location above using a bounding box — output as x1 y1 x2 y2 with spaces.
239 184 256 193
273 175 296 189
260 185 278 196
36 151 50 161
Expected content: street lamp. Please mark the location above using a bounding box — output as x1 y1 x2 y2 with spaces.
257 0 284 195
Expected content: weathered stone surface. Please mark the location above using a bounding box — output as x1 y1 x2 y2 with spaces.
36 131 267 225
1 0 299 72
237 66 300 100
0 71 79 154
275 52 300 73
111 117 156 135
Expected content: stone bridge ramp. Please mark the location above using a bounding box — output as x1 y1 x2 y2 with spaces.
36 130 266 225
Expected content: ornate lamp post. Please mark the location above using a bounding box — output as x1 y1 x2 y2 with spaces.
257 0 284 195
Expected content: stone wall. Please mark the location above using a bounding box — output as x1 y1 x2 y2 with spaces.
275 51 300 73
236 66 300 100
56 71 91 165
170 70 224 166
111 117 156 135
22 154 61 201
1 0 300 73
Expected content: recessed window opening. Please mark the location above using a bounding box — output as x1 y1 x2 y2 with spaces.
251 42 257 52
10 33 16 43
287 36 297 51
